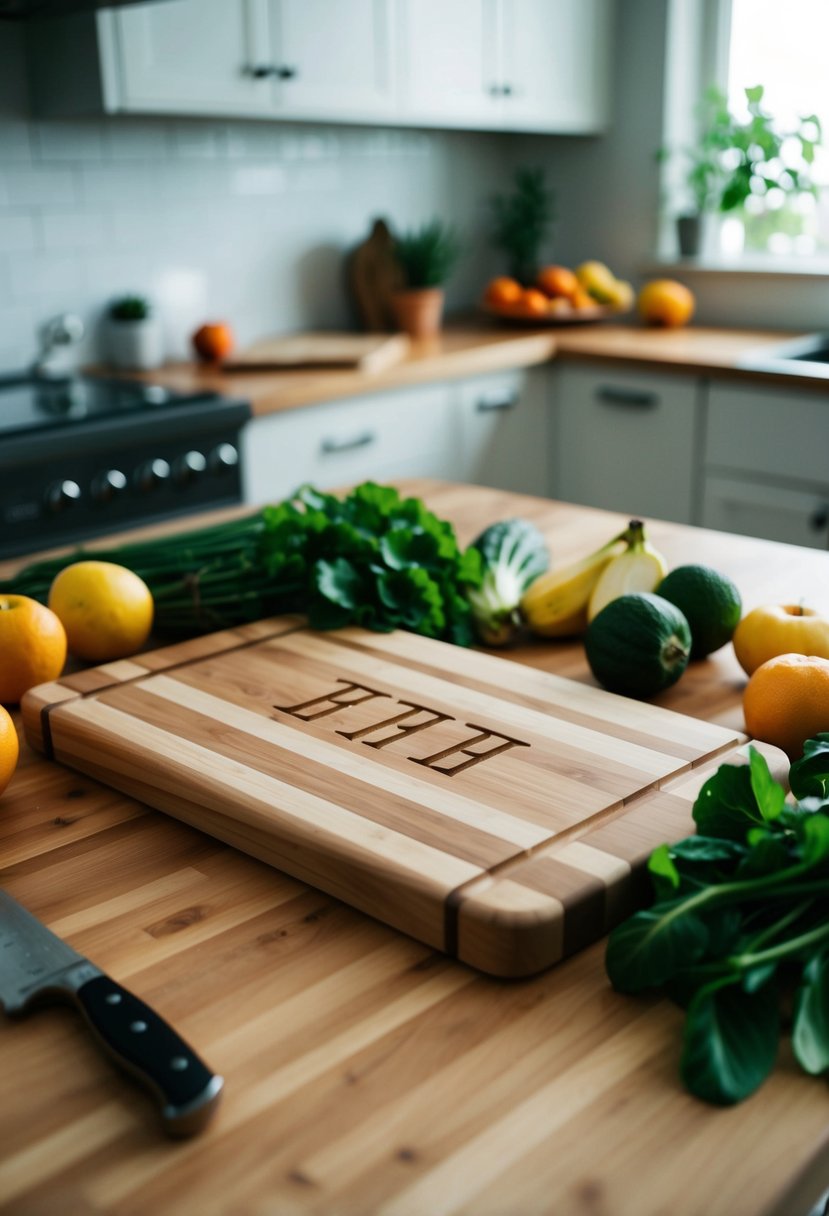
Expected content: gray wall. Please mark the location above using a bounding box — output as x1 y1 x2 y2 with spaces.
0 22 507 370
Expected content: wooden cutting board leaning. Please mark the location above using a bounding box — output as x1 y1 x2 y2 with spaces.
22 619 746 976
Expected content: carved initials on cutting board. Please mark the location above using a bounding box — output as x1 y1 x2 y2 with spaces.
273 678 530 776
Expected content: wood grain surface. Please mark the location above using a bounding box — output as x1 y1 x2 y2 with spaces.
21 621 742 977
117 323 801 419
2 481 829 1216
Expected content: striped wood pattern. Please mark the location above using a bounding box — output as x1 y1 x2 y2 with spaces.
4 481 829 1216
23 621 742 976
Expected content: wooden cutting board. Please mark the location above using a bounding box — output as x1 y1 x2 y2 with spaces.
22 620 746 977
223 332 409 374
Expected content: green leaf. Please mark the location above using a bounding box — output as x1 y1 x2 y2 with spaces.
736 831 792 879
792 952 829 1075
314 558 367 611
789 734 829 801
745 84 765 106
380 528 441 571
648 843 680 892
605 903 710 993
693 762 767 841
680 980 779 1105
742 963 777 994
799 812 829 866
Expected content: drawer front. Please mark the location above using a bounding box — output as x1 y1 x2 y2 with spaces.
457 369 551 497
705 382 829 484
242 384 455 504
702 475 829 550
554 366 699 523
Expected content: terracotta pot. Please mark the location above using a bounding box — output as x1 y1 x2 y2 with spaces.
390 287 445 339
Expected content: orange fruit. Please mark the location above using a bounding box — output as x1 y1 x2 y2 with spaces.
192 322 234 363
484 277 523 309
519 288 552 317
0 705 19 797
733 604 829 676
743 653 829 761
637 279 695 327
571 286 598 310
0 595 67 705
536 265 579 300
48 561 154 663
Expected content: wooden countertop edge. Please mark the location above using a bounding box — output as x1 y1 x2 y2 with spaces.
114 323 829 419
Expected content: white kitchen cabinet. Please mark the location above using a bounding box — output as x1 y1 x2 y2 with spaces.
551 364 702 525
456 368 551 496
399 0 611 133
241 384 459 505
29 0 609 133
702 382 829 548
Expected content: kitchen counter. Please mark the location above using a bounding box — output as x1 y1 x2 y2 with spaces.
126 322 813 418
2 481 829 1216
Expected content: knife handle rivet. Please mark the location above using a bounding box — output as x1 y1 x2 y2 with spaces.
170 1056 189 1071
130 1020 148 1033
105 992 122 1005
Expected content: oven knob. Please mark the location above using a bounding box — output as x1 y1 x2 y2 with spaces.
91 469 127 503
208 442 239 473
45 479 81 512
173 450 207 484
136 458 171 491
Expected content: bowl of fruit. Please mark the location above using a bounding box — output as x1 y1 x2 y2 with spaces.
482 261 633 326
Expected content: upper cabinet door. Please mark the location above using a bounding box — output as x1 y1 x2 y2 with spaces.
498 0 611 133
107 0 269 115
399 0 501 128
266 0 398 121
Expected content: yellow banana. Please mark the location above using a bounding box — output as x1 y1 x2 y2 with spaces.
520 528 628 637
587 520 668 622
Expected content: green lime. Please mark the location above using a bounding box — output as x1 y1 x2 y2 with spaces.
657 565 742 659
585 592 691 699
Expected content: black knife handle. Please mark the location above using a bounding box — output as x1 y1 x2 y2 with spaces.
73 975 223 1137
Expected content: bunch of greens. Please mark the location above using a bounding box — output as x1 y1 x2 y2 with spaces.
490 166 556 285
394 220 462 289
606 738 829 1106
2 482 482 646
465 518 549 646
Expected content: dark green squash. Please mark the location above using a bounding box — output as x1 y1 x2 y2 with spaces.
585 592 692 699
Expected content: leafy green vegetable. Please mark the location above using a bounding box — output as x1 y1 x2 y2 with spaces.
605 742 829 1105
464 518 549 646
1 482 482 646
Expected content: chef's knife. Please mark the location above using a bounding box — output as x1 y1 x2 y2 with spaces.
0 888 223 1136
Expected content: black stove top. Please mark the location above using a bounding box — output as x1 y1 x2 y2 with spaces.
0 372 220 438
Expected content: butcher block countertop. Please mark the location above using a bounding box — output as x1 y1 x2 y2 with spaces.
3 481 829 1216
125 322 814 418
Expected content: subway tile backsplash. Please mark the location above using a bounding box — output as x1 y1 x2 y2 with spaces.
0 107 504 373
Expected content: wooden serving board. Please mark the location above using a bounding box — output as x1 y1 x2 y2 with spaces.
21 620 746 977
223 332 409 374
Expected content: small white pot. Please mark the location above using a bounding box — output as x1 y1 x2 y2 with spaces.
105 317 164 371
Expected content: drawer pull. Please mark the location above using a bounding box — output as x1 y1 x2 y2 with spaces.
596 386 659 409
810 503 829 531
319 431 376 456
476 395 518 413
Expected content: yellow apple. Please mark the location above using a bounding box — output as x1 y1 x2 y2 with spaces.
732 604 829 676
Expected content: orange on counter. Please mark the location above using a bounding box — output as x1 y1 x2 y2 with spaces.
518 287 552 317
48 561 154 663
733 604 829 676
192 322 235 363
743 653 829 761
0 705 19 797
536 265 580 300
0 595 67 705
638 279 695 327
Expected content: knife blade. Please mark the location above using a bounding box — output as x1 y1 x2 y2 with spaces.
0 888 223 1136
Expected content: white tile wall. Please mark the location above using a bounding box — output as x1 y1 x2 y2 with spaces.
0 101 505 372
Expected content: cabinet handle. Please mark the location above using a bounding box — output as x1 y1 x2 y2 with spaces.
501 83 514 97
247 64 298 80
596 386 659 409
810 503 829 531
476 395 518 413
319 431 376 455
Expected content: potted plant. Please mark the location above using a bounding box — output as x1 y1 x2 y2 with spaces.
105 294 164 370
390 220 461 339
489 166 556 285
666 85 822 257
